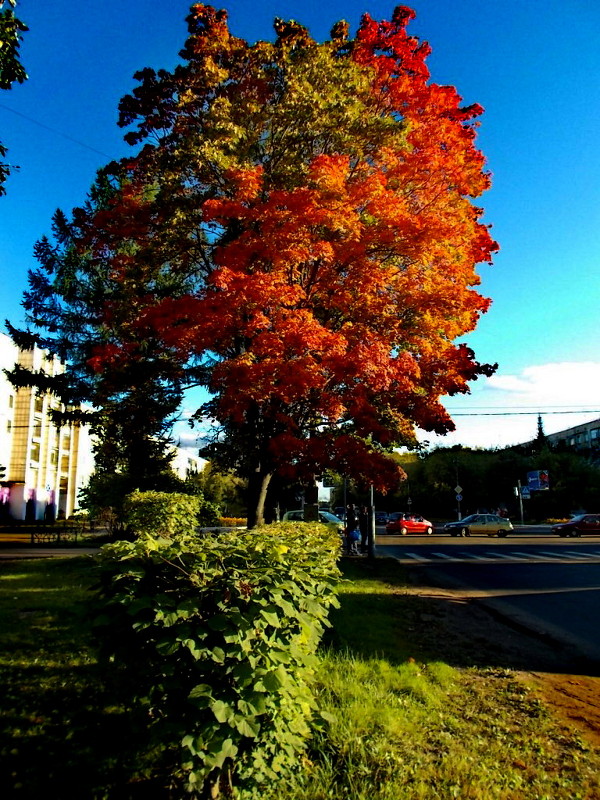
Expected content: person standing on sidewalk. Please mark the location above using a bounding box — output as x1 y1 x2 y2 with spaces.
358 505 369 554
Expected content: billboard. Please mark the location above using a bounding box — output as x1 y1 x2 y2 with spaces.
527 470 549 491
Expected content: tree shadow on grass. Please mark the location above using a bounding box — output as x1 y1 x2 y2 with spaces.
0 660 167 799
0 557 171 799
325 557 600 678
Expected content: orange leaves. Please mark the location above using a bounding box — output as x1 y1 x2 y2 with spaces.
97 4 500 493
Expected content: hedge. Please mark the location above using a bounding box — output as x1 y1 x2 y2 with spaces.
93 519 342 798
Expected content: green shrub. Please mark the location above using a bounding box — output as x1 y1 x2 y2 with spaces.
123 490 221 537
94 522 341 797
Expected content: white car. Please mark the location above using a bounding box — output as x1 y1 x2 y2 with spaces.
282 509 344 535
445 513 513 537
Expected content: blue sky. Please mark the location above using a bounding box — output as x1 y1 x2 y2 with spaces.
1 0 599 450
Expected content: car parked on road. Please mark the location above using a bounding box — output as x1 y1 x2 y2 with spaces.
445 513 513 537
375 510 389 525
385 512 433 535
552 514 600 537
282 509 345 535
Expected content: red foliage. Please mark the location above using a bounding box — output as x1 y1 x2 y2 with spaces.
87 4 498 495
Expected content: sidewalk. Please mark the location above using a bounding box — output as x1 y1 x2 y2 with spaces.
0 545 101 560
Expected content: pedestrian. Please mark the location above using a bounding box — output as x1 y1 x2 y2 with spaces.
359 505 369 553
346 526 361 555
344 503 359 555
346 503 357 533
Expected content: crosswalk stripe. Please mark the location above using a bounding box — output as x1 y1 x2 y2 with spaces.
508 552 541 559
483 552 523 559
390 549 600 564
539 551 585 559
461 553 490 560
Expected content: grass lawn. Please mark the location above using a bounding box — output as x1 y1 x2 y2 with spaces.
1 555 599 798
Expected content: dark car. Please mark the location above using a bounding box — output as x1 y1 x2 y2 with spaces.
552 514 600 537
385 512 433 535
375 510 389 525
444 513 513 537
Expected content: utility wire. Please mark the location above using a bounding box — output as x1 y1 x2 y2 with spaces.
450 410 600 417
0 101 114 159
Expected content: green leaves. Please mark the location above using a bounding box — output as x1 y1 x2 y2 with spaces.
94 521 341 795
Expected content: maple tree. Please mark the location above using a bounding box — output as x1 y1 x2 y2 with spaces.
15 5 498 526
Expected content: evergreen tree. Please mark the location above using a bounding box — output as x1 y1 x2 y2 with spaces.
7 167 205 489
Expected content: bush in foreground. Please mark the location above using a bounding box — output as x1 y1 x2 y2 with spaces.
94 521 341 798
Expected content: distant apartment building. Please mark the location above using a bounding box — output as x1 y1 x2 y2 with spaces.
545 417 600 453
0 332 94 521
546 418 600 455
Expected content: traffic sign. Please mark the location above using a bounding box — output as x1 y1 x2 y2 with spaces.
454 485 462 494
456 494 462 502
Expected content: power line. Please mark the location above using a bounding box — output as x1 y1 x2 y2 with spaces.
446 405 600 410
0 101 114 159
450 410 600 417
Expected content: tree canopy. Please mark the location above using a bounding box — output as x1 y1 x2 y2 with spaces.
8 170 200 489
13 5 498 525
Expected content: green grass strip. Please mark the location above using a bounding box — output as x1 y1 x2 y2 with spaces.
1 555 599 799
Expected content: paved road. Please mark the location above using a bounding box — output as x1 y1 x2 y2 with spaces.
377 534 600 663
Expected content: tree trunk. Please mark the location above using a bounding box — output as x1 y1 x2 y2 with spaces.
247 469 273 528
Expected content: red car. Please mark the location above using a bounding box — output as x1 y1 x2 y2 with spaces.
552 514 600 537
385 512 433 535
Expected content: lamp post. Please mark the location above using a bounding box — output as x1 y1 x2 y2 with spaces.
368 483 376 560
515 480 524 525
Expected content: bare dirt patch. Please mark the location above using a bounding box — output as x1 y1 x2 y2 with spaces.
400 579 600 749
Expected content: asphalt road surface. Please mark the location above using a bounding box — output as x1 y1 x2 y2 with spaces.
377 531 600 663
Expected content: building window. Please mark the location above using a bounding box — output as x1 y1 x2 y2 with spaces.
8 395 13 408
33 418 43 438
30 442 41 463
34 396 44 414
6 420 11 432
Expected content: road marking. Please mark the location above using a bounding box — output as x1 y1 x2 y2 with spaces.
508 552 544 559
538 551 589 560
384 549 600 565
461 553 491 560
484 551 526 560
563 551 600 559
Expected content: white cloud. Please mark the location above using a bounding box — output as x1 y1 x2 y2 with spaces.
421 362 600 450
487 362 600 404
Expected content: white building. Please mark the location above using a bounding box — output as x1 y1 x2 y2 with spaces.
169 446 206 480
0 332 94 521
0 332 207 520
